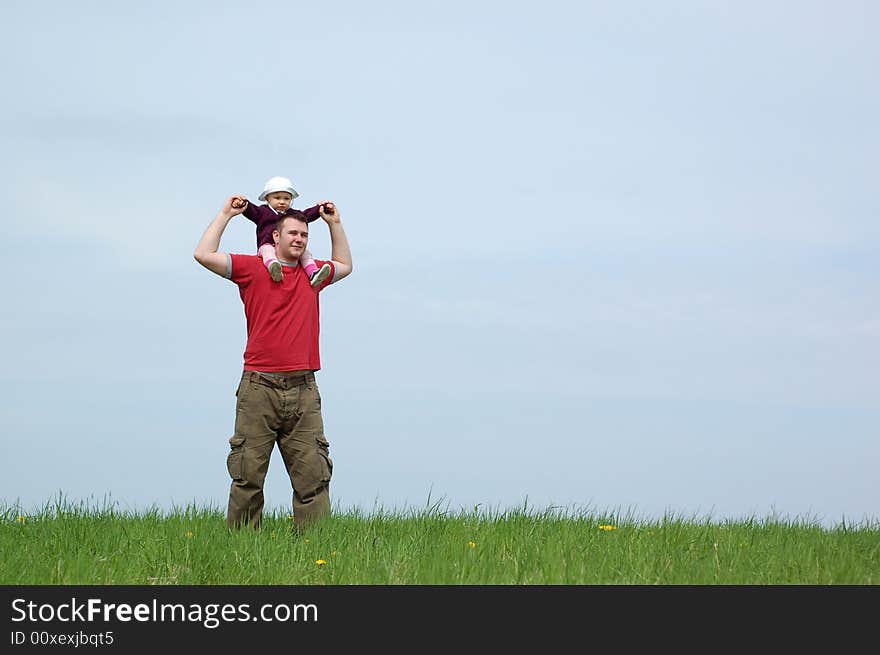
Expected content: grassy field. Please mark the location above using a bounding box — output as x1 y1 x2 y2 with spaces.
3 500 878 584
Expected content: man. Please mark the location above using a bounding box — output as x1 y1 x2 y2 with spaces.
194 195 353 529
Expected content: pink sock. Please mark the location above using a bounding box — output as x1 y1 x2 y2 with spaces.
303 261 318 277
259 244 277 267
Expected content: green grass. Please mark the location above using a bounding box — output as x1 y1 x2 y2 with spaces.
3 498 878 584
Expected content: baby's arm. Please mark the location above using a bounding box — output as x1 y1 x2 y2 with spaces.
237 197 259 224
301 203 322 222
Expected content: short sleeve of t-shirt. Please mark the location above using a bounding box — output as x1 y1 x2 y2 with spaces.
228 253 259 286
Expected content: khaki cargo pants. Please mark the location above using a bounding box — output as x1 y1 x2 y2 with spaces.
226 370 333 530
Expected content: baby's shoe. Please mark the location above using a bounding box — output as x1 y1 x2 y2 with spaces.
268 260 283 282
309 263 332 288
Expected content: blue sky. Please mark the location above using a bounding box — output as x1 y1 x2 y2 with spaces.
2 1 877 526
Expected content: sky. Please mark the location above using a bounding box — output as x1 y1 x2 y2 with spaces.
1 1 877 527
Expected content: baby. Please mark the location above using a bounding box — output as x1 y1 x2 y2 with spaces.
233 176 332 287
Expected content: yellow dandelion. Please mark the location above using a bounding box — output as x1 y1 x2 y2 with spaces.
186 531 193 537
286 514 293 520
598 525 617 531
17 515 26 524
315 559 326 566
468 541 477 548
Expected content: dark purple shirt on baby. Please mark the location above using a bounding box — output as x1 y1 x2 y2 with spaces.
243 203 322 249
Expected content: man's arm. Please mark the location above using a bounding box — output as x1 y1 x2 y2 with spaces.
318 201 353 281
193 196 246 277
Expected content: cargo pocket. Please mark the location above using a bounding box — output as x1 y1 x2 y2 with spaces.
316 435 333 483
227 436 245 481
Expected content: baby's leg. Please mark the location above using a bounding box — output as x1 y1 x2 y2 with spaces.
259 243 283 282
301 248 332 288
300 248 318 278
258 243 276 266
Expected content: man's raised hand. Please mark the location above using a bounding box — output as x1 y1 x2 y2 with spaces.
318 201 340 223
227 195 249 215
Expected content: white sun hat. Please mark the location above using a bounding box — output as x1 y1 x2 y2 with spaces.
258 176 300 202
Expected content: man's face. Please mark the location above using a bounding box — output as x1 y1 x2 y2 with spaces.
273 217 308 262
265 191 293 212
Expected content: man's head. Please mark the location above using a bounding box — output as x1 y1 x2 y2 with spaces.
272 211 309 263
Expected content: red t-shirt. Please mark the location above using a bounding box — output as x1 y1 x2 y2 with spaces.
228 254 335 371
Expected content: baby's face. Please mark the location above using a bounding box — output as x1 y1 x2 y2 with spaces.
266 191 293 212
